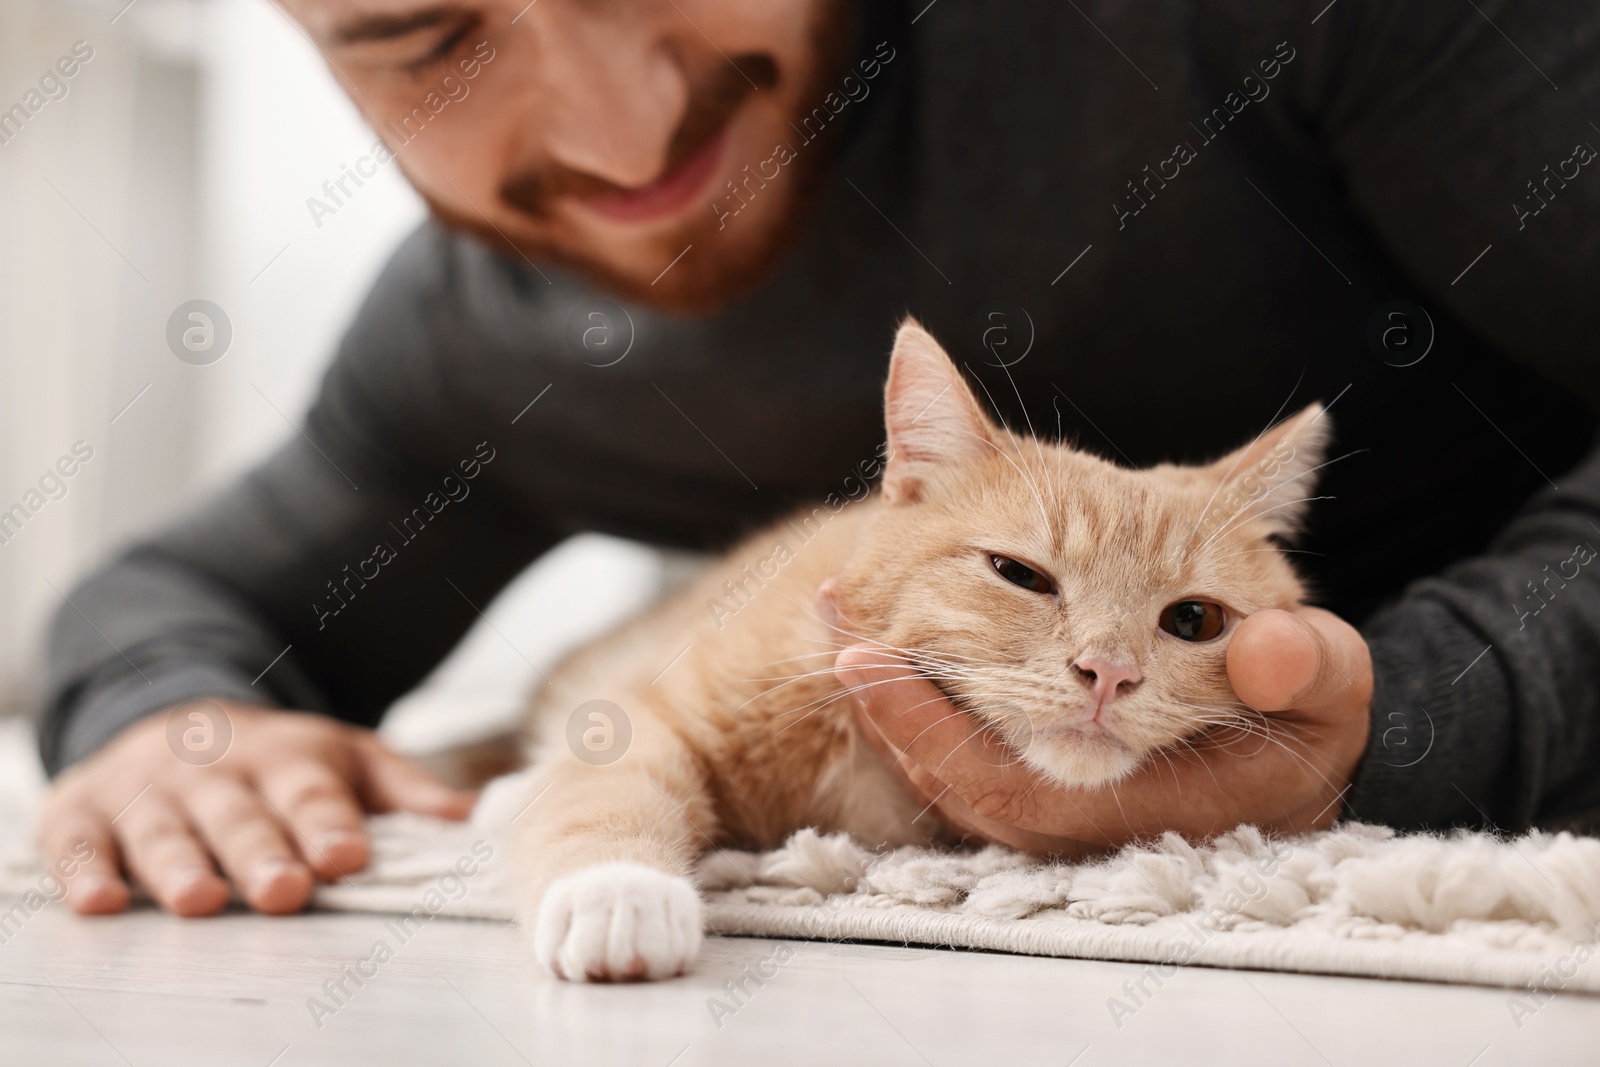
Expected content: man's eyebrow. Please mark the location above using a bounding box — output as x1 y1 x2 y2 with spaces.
327 6 474 46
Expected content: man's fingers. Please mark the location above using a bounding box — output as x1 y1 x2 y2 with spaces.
38 805 128 915
1228 607 1371 716
849 682 944 808
184 779 313 915
357 740 477 819
923 782 1105 858
847 690 1027 847
256 764 369 880
112 790 230 917
836 645 1046 827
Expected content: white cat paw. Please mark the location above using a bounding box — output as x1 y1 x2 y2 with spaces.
534 862 703 982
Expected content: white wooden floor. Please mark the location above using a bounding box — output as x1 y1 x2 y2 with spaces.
1 903 1597 1066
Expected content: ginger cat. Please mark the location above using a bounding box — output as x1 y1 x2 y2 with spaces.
510 320 1329 981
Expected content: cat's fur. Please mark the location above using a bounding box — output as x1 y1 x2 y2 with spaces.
511 320 1329 981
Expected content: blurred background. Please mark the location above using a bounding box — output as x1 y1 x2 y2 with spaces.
0 0 662 750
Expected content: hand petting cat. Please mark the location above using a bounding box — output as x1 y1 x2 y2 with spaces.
832 593 1373 856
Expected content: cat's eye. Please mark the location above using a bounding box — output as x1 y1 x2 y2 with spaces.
1159 600 1227 642
990 554 1055 594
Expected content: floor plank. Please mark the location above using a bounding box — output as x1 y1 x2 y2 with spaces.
1 901 1596 1066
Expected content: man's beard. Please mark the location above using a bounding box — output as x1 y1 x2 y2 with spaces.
415 1 857 314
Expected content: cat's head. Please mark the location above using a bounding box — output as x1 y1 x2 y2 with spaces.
836 320 1330 787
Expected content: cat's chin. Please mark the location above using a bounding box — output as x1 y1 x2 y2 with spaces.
1022 730 1144 788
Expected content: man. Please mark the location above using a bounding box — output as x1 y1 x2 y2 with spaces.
38 0 1600 916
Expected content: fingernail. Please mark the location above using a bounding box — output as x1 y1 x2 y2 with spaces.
73 873 109 896
70 874 129 914
432 790 476 815
314 830 360 855
162 866 212 901
73 874 116 903
249 859 302 898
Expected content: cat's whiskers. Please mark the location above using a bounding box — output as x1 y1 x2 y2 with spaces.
1150 746 1189 792
758 659 1021 735
914 709 995 774
741 664 1017 738
1191 493 1335 558
992 359 1073 553
919 700 1035 770
758 671 934 723
968 372 1056 536
1186 444 1368 562
1196 445 1367 558
777 657 1012 690
1106 777 1133 833
1172 701 1276 742
782 599 1014 667
768 674 950 734
749 644 996 670
765 648 1011 684
1183 720 1276 760
967 428 1054 534
951 670 1079 710
1207 546 1326 563
1170 709 1339 794
929 722 1022 786
1183 370 1308 552
737 627 1005 693
724 662 914 721
1173 386 1336 586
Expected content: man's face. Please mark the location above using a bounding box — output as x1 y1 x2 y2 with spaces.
286 0 854 311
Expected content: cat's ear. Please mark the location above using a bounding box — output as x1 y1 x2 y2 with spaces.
881 319 996 504
1200 403 1331 541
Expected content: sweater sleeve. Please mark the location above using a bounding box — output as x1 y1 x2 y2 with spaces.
1288 0 1600 827
37 225 555 774
1350 438 1600 830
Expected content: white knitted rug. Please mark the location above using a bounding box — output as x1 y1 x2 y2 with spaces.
287 769 1600 997
5 723 1599 997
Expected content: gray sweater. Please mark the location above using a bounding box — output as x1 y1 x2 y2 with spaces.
40 1 1600 832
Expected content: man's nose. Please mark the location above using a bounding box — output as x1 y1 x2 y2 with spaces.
1071 653 1142 708
537 19 689 190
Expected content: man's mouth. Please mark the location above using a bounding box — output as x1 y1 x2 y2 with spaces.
574 126 730 226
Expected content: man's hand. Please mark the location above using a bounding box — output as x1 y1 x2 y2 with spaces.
837 606 1373 856
39 702 475 916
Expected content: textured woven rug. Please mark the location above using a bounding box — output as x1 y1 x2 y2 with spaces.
5 725 1600 997
294 770 1600 997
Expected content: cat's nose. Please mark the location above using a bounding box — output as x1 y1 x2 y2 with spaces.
1071 654 1142 709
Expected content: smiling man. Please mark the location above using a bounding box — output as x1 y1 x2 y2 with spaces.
314 0 862 310
38 0 1600 915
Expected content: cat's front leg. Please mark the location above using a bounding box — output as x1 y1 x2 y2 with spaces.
513 724 714 982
